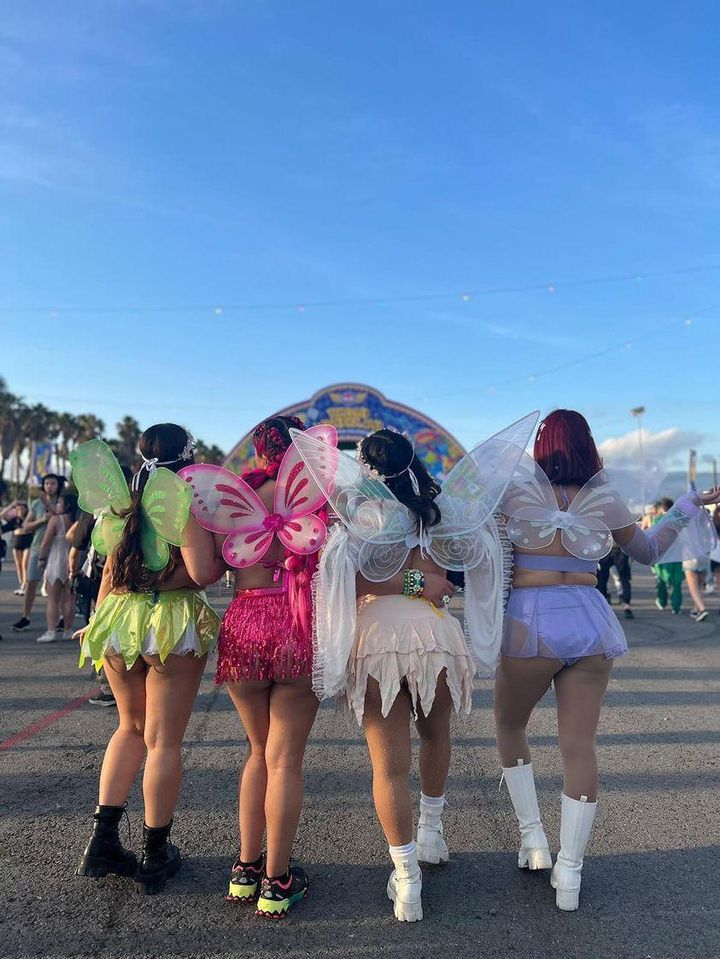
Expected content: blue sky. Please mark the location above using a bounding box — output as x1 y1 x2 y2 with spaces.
1 0 719 473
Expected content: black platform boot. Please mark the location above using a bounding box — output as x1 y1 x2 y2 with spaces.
135 821 181 895
76 805 137 878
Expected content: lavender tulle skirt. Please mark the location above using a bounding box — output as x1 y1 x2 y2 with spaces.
502 586 628 666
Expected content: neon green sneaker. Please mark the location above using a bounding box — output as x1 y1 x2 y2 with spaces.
226 854 264 903
255 865 308 918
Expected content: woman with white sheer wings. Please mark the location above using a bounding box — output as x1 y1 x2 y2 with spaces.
292 413 537 923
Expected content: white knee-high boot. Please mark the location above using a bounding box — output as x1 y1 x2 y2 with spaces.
387 842 423 922
550 793 597 911
501 760 552 870
416 793 449 865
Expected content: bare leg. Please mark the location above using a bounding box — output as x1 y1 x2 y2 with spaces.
362 679 414 846
13 549 24 588
263 677 319 876
494 655 561 766
226 680 272 864
554 655 613 801
45 580 61 632
414 670 453 797
23 579 38 618
98 656 148 805
685 570 706 613
61 581 76 630
142 653 207 827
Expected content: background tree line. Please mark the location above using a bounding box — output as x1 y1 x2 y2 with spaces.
0 376 224 495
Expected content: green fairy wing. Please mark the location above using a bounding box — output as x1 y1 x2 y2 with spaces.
70 440 132 556
70 439 132 517
139 468 192 571
91 515 127 556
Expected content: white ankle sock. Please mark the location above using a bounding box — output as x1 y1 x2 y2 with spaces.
420 792 445 807
389 841 416 857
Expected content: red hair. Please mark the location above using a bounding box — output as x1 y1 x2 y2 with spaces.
534 409 603 486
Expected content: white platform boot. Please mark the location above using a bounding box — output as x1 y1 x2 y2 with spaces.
501 759 552 870
416 794 449 865
550 793 597 911
387 842 423 922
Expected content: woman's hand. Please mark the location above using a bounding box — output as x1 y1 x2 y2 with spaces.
422 571 456 607
73 625 88 644
698 486 720 507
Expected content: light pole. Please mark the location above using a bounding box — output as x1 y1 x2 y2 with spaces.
630 406 646 510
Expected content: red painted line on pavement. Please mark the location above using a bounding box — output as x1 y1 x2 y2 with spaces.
0 691 94 751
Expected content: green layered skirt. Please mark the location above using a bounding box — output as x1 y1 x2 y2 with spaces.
79 589 220 671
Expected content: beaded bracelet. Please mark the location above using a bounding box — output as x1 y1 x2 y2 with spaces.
403 568 425 597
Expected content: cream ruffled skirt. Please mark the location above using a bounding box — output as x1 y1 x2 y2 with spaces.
346 594 475 725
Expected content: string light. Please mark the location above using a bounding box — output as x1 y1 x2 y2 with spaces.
2 261 718 316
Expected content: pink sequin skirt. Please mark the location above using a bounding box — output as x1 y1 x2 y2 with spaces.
215 586 312 684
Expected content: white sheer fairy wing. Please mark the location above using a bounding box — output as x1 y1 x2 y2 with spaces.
428 411 539 571
312 524 359 700
438 411 540 534
502 452 562 549
604 460 664 517
559 470 638 558
290 428 414 580
463 519 511 676
654 509 717 564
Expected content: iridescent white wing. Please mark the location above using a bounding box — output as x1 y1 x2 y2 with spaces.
289 428 414 581
561 470 638 559
501 454 632 560
429 411 540 570
501 452 563 549
603 460 664 517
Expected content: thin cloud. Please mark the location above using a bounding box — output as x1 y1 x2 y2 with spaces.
598 427 704 469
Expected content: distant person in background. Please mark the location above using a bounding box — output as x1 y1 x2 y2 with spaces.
67 507 116 707
1 502 29 592
652 499 684 615
710 508 720 592
684 550 711 623
596 545 634 619
37 489 78 643
11 503 31 593
11 474 66 632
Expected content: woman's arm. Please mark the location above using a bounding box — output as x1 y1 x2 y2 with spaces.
38 515 58 561
179 513 225 587
357 568 456 606
614 489 720 564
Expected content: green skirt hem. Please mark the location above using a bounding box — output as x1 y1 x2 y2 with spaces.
79 589 220 672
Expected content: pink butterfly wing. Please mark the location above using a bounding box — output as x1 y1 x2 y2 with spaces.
277 512 329 556
179 464 268 535
222 529 274 569
273 424 338 520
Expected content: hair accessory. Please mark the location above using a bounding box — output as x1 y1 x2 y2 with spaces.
130 431 196 492
357 431 417 487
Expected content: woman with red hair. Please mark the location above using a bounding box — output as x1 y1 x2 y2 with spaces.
495 410 720 911
215 415 322 918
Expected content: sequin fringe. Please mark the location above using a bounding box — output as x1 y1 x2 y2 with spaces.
215 591 312 684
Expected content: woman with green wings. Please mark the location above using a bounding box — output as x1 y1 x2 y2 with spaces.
72 424 225 895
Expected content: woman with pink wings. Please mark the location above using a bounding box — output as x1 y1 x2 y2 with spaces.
495 409 720 914
179 416 335 918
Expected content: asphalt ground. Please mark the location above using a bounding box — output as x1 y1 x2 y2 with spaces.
1 564 719 959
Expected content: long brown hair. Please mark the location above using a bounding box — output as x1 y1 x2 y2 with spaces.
110 423 194 592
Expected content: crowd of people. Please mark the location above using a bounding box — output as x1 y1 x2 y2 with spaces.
1 410 718 923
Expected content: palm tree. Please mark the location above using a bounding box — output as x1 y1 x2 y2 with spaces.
113 416 142 468
75 413 105 443
56 412 79 475
195 440 225 465
22 404 56 485
0 380 19 480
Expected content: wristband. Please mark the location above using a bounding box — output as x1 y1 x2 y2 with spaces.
403 568 425 597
